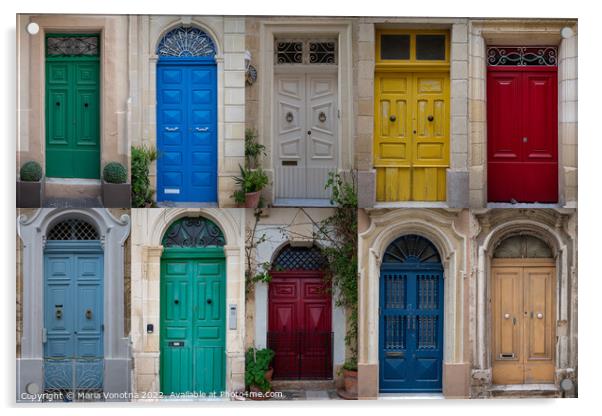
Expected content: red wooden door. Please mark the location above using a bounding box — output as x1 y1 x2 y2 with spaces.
487 68 558 203
268 271 332 379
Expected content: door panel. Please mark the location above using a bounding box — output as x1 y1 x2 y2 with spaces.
46 60 100 179
160 257 225 394
487 69 558 202
379 269 443 392
375 72 449 202
268 272 332 379
275 73 337 200
44 251 104 390
492 264 556 384
157 64 217 203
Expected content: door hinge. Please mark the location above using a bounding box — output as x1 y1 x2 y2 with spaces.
379 307 381 316
42 328 47 343
101 324 105 332
337 109 341 119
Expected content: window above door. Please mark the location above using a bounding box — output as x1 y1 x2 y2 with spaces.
275 38 337 65
376 30 449 67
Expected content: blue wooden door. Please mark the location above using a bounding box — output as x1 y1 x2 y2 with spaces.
44 241 104 392
379 235 443 392
157 60 217 203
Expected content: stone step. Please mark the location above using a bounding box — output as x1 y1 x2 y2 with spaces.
489 384 560 399
44 178 101 200
271 379 336 391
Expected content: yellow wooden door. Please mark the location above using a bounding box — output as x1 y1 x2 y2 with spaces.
374 72 449 202
492 260 556 384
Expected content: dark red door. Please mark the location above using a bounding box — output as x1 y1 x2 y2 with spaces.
487 67 558 202
268 271 332 379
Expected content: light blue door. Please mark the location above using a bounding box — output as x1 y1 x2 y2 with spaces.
379 235 443 393
156 60 217 203
44 240 104 392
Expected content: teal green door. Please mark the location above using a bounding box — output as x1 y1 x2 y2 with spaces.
46 34 100 179
160 248 226 394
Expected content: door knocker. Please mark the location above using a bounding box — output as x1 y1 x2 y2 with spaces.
286 112 294 123
427 115 434 122
55 305 63 320
389 115 396 122
319 111 327 123
85 309 93 320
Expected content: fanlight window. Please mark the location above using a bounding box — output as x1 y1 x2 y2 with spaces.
487 46 557 67
383 234 441 264
493 235 553 258
275 39 337 65
272 244 327 270
157 26 216 57
162 217 225 248
46 35 100 57
47 219 99 240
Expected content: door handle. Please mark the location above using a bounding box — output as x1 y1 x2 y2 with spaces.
522 137 528 143
536 312 544 319
165 126 179 132
195 127 209 132
513 317 517 325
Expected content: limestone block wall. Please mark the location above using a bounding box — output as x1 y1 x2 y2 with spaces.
354 18 470 208
130 208 246 397
467 19 578 208
17 15 130 177
128 16 245 206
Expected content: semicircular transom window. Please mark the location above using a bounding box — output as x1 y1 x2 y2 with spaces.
272 244 327 271
157 26 216 57
47 218 99 240
493 235 553 258
383 234 441 265
162 217 225 248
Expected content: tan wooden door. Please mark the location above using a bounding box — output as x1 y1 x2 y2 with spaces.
492 259 556 384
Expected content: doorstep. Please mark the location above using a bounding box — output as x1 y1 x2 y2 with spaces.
273 198 334 207
378 393 445 400
489 384 560 398
372 201 450 209
156 201 218 208
486 203 561 209
44 177 102 200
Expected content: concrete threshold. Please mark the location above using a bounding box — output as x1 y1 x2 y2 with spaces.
156 202 218 208
378 393 445 400
273 198 334 207
373 201 450 209
490 384 557 392
45 177 101 186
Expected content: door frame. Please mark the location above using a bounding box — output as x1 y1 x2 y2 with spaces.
17 208 131 400
257 21 353 206
267 269 334 380
156 56 218 203
159 246 226 393
473 213 576 393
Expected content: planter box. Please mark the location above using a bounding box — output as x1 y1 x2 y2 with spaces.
17 178 44 208
102 181 131 208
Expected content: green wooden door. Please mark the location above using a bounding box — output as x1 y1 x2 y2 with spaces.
160 248 226 394
46 34 100 179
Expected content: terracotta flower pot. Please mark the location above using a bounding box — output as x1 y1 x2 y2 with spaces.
244 191 261 208
343 369 358 395
265 367 274 382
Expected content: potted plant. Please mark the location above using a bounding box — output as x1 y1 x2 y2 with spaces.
232 165 269 208
338 359 358 399
131 145 158 208
245 347 275 400
17 161 44 208
245 128 266 169
101 161 130 208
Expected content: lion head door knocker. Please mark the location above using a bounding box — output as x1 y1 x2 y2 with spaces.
286 112 294 123
318 111 327 123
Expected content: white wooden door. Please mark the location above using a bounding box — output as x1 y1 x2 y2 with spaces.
275 72 338 200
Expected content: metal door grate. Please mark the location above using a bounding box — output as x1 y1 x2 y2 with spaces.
43 358 104 401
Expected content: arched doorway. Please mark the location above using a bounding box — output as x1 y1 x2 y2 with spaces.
379 234 444 392
159 216 226 394
491 234 556 384
268 244 333 379
43 218 104 397
156 26 218 203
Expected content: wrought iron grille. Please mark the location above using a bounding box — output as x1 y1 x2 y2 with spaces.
417 274 439 310
272 245 326 270
267 331 333 380
157 26 216 57
47 219 99 241
275 39 337 65
46 35 99 57
383 234 441 264
384 315 406 350
487 46 558 66
384 274 406 309
417 316 438 349
43 358 104 402
162 216 225 248
493 234 553 258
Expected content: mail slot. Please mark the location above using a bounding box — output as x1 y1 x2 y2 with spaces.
282 161 298 166
386 351 404 358
499 353 515 359
168 341 185 347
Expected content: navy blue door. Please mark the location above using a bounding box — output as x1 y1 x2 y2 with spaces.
44 240 104 392
157 61 217 203
379 235 443 392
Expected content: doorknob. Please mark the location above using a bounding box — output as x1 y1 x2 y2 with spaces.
427 115 434 122
503 313 511 319
286 112 294 122
307 131 312 135
84 103 89 108
207 299 213 305
389 115 396 122
536 312 544 319
174 299 179 305
522 137 528 143
85 309 93 320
